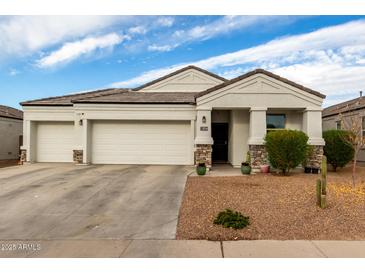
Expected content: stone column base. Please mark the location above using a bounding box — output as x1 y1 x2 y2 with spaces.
308 145 324 169
249 145 268 170
195 144 212 168
73 150 83 164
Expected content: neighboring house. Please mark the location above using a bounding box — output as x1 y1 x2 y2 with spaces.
0 105 23 160
322 92 365 162
20 65 326 170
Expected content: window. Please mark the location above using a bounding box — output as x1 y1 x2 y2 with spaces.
362 117 365 137
336 121 342 130
266 114 285 130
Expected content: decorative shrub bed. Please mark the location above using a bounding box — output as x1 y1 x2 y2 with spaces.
213 209 250 229
265 129 309 175
323 130 354 171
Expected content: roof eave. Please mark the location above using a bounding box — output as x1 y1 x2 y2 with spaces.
72 101 196 105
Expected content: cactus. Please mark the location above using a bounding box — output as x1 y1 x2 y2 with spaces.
246 151 251 164
321 155 327 195
316 179 322 206
316 156 327 208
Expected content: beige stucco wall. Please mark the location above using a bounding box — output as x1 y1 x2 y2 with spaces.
228 109 250 167
212 109 230 123
267 109 303 130
0 117 23 160
23 104 197 163
196 74 323 110
323 108 365 162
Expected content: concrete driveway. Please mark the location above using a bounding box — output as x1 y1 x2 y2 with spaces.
0 164 192 240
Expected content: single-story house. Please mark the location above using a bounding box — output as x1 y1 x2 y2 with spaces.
20 65 326 169
322 92 365 162
0 105 23 160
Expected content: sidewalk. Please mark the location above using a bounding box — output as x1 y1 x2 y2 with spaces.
1 239 365 258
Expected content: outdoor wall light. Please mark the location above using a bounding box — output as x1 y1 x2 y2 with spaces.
202 116 206 124
79 119 83 126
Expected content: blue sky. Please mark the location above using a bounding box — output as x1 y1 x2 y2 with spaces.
1 15 365 109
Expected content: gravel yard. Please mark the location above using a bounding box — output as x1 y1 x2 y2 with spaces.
176 165 365 241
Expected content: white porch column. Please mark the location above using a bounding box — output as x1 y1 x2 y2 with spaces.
302 108 325 145
21 120 31 162
81 119 90 164
194 109 213 167
248 107 267 145
21 120 36 162
194 109 213 145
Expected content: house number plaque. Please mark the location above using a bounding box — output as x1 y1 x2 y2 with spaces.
200 126 208 131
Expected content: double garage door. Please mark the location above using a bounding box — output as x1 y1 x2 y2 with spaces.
36 120 191 165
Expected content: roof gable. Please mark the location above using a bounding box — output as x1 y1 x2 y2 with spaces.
196 71 325 109
196 69 326 99
135 65 227 92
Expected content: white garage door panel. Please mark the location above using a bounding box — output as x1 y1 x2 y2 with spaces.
91 120 191 165
36 122 74 162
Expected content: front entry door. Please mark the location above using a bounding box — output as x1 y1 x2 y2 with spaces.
212 123 228 163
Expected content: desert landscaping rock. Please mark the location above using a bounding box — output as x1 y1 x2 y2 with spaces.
177 165 365 241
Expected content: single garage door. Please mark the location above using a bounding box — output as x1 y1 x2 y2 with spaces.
91 120 191 165
36 121 74 162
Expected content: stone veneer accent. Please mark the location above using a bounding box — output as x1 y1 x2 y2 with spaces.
307 145 324 169
20 149 26 163
249 145 268 170
195 144 212 167
73 150 83 164
249 144 324 170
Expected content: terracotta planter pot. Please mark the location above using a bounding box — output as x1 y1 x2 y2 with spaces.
260 164 270 173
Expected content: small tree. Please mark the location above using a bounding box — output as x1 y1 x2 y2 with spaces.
323 130 354 171
265 130 309 175
338 113 365 187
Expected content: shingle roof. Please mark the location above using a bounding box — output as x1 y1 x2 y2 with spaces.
196 68 326 99
73 91 197 104
322 96 365 118
20 88 127 106
133 65 227 91
0 105 23 120
20 67 326 107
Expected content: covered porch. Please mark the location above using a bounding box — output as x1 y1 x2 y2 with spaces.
192 70 326 171
194 107 324 170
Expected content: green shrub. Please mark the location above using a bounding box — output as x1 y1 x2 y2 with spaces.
323 130 354 171
213 209 250 229
265 130 309 174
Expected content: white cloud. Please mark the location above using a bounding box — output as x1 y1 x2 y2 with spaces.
110 64 186 88
0 16 126 60
128 25 147 34
111 19 365 105
36 33 126 68
8 68 19 76
147 44 174 52
156 17 174 27
149 16 279 51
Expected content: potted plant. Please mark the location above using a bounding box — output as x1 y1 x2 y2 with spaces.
196 162 207 176
260 163 270 173
241 152 251 175
311 167 320 174
304 166 312 173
